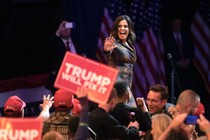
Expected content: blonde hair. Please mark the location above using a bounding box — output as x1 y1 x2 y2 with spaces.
152 113 172 140
42 131 64 140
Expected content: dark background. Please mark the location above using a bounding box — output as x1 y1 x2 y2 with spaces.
0 0 200 79
0 0 209 118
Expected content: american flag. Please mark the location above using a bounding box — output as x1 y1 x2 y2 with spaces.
191 0 210 93
129 0 165 98
96 0 166 98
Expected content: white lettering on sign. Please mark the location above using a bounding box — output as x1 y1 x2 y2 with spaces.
0 129 38 140
62 63 111 94
62 72 82 85
64 63 111 86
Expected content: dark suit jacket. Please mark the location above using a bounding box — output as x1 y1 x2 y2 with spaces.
89 107 139 140
163 31 196 92
45 35 83 93
111 102 151 132
164 31 194 63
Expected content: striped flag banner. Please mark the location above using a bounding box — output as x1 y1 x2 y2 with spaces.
191 0 210 93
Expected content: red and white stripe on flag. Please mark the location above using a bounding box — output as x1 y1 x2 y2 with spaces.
133 28 166 98
191 12 210 93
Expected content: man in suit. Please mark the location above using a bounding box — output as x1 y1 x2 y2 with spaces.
111 81 151 132
45 20 83 93
89 88 140 140
164 17 196 97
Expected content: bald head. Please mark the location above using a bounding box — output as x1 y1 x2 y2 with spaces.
176 90 200 114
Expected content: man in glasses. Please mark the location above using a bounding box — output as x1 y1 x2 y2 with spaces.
145 84 171 116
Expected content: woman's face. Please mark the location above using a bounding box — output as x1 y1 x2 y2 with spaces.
117 19 129 43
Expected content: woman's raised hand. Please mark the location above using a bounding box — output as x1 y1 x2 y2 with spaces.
104 36 117 52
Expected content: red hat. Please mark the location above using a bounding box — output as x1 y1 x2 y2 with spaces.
194 103 205 116
72 98 82 115
4 96 26 114
54 89 73 111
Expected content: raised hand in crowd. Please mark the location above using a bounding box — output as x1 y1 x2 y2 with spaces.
197 114 210 140
136 97 148 113
75 86 89 107
76 86 88 99
37 94 54 121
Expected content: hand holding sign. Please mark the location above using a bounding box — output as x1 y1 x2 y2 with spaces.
75 86 89 107
76 86 88 99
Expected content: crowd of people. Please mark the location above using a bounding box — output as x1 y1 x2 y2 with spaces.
2 83 210 140
2 15 210 140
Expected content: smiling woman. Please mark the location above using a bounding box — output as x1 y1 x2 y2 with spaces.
103 15 137 107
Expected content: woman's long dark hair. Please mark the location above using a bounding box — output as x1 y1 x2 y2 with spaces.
110 15 136 44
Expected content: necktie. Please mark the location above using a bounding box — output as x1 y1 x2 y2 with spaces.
66 41 70 51
66 40 77 54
